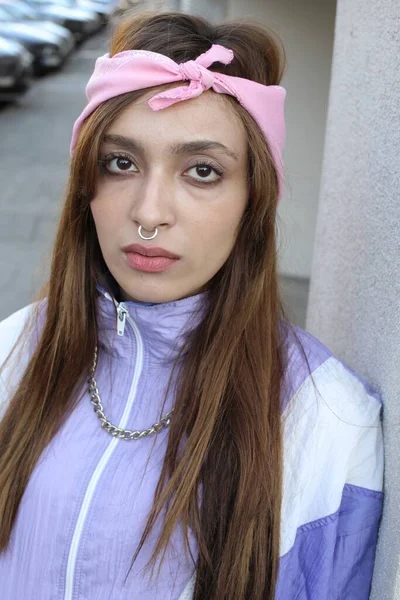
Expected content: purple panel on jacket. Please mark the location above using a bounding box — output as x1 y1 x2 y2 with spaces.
276 484 383 599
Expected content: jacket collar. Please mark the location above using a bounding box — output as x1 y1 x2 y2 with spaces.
96 285 209 365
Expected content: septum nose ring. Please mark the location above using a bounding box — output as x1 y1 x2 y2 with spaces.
138 225 158 240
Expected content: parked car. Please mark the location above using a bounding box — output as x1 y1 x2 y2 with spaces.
0 35 33 101
0 1 75 54
0 6 72 72
23 0 101 41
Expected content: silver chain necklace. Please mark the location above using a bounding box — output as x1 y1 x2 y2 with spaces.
88 346 174 441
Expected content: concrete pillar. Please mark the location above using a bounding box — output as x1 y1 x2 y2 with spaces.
306 1 400 598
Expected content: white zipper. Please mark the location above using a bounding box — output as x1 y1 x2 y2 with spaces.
64 302 144 599
117 304 128 336
104 292 128 337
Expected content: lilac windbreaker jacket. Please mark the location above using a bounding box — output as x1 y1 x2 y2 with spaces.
0 289 384 599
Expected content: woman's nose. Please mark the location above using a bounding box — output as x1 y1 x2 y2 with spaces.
129 171 174 231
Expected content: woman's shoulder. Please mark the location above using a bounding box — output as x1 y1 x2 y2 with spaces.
0 302 46 417
281 321 382 422
0 303 39 367
279 322 383 557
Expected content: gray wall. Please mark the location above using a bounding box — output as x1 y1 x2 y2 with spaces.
181 0 227 21
227 0 337 278
306 1 400 597
137 0 228 20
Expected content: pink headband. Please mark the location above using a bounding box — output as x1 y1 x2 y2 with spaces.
71 44 286 200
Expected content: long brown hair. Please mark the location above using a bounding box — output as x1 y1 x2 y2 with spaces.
0 11 290 599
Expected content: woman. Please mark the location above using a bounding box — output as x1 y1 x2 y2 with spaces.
0 10 383 600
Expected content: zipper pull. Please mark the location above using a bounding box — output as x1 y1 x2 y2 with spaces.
116 304 128 337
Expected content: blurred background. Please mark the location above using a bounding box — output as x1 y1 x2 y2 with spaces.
1 0 334 326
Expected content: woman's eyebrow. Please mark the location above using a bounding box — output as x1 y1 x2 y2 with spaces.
103 134 239 161
171 140 239 160
103 134 144 153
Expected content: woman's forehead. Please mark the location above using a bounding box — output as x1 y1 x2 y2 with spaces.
106 90 247 155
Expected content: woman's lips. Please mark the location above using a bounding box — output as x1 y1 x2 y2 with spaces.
121 243 180 259
124 251 179 273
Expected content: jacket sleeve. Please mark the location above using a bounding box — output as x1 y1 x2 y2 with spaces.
331 403 384 599
0 303 36 421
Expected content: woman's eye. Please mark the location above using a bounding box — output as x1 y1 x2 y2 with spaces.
186 163 222 184
102 155 138 174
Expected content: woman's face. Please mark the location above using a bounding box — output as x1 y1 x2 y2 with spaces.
91 90 248 303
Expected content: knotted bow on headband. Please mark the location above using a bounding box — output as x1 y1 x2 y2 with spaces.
70 44 286 200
